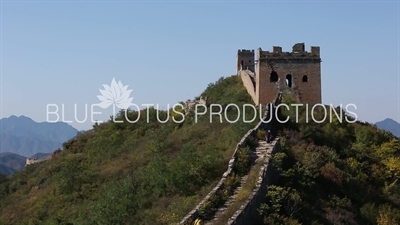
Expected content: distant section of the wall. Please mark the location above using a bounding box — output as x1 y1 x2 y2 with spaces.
184 96 208 114
25 149 62 167
25 157 47 166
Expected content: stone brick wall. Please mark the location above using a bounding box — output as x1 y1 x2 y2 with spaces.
236 49 255 73
227 140 281 225
239 70 256 104
256 58 321 106
184 97 208 113
25 158 48 166
179 92 281 225
238 43 322 106
227 93 283 225
25 149 62 166
179 126 263 225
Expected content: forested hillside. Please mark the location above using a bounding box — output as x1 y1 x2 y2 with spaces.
258 93 400 225
1 76 398 225
0 75 260 225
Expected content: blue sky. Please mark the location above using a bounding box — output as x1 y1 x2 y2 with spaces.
1 0 399 131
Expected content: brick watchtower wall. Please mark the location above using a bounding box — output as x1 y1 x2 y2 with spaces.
256 43 321 106
236 49 255 73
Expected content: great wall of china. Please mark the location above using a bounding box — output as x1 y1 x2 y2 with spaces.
24 42 321 224
180 42 322 224
179 92 282 225
25 149 62 166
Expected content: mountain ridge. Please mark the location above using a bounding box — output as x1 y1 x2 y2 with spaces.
0 116 79 174
0 115 79 143
0 152 26 176
375 118 400 137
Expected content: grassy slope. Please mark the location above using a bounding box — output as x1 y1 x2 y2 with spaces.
0 75 260 225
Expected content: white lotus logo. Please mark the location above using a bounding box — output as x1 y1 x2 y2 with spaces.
97 78 133 109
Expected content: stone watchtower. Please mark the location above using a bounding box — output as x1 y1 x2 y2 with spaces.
237 43 322 106
236 49 255 73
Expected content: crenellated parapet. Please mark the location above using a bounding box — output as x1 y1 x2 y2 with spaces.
257 43 321 62
237 49 255 55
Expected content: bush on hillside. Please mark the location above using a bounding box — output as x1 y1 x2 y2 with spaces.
258 93 400 225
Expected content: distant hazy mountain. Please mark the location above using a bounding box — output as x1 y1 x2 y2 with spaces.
0 115 79 157
0 152 26 176
0 152 53 176
0 164 15 176
375 118 400 137
0 115 78 143
0 133 62 157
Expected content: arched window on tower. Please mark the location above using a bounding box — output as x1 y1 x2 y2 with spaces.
302 75 308 82
286 74 292 88
270 71 278 82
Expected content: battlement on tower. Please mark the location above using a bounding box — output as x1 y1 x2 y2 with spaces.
258 43 320 61
237 49 255 55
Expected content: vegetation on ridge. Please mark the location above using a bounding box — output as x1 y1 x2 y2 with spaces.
0 75 261 225
1 76 398 225
258 94 400 225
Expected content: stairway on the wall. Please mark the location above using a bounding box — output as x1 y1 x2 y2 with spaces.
203 140 272 225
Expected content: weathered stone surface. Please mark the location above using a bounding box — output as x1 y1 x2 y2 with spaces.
227 139 281 225
184 96 208 113
237 43 322 106
292 43 305 53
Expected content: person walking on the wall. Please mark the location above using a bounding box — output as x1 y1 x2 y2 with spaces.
266 130 272 143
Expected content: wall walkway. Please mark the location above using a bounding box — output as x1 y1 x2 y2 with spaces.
179 92 282 225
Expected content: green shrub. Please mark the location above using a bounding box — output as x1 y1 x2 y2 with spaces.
223 173 241 198
234 147 251 176
257 129 267 140
246 135 259 148
198 195 221 220
360 203 378 224
197 173 241 221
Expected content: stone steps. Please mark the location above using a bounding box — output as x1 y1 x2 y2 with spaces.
203 140 271 225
